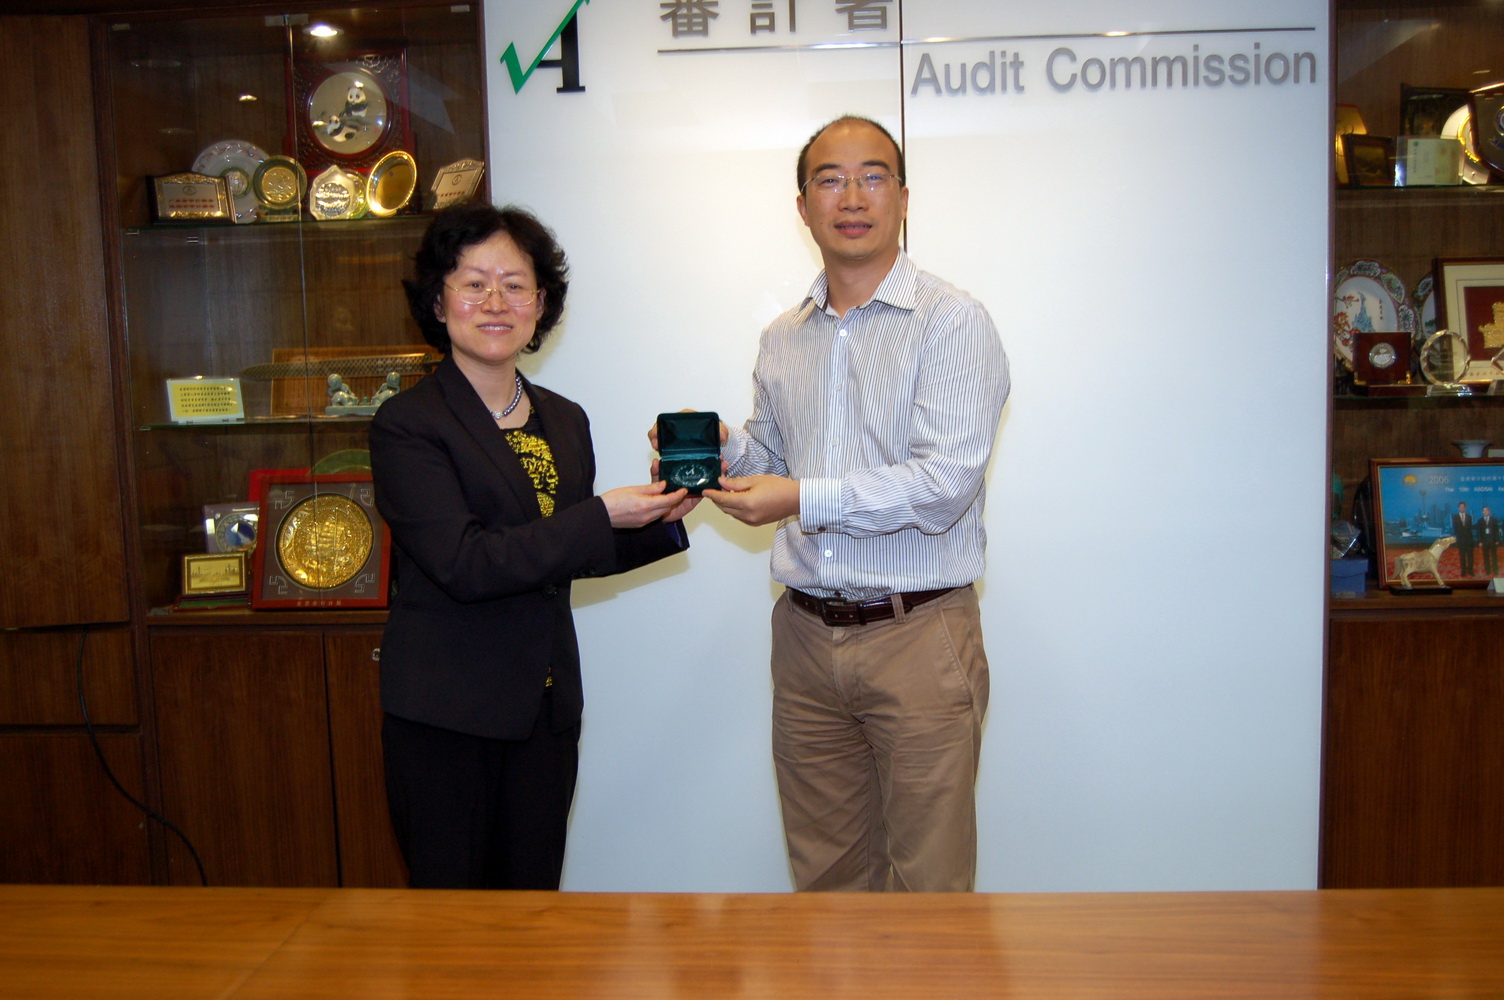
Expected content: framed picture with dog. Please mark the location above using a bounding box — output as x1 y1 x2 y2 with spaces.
1370 458 1504 590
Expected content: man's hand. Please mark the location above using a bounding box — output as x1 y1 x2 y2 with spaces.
702 475 799 526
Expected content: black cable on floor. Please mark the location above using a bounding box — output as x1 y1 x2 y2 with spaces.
76 629 208 886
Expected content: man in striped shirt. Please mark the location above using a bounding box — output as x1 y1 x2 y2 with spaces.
704 116 1010 891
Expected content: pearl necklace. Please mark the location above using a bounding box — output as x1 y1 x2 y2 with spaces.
489 374 524 420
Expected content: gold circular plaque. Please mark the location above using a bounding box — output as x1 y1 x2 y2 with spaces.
252 155 308 211
276 494 373 590
367 149 417 217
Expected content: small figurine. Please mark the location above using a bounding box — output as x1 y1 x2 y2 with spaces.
1394 536 1453 589
326 373 359 408
371 371 401 406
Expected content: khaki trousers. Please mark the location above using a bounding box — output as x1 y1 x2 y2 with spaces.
770 585 989 891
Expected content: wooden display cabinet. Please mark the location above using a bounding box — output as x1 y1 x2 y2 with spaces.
1325 0 1504 888
47 0 485 887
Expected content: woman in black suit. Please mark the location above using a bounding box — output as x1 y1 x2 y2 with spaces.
369 203 693 889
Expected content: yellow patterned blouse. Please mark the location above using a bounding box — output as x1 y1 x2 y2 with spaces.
503 418 559 518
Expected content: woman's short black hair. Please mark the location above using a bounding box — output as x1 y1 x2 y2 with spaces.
403 202 570 354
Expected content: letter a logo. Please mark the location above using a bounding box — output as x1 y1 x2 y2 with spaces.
499 0 589 94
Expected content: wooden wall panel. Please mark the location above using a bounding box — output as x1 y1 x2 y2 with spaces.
0 733 151 884
0 629 136 726
1322 614 1504 887
150 630 337 886
0 17 129 628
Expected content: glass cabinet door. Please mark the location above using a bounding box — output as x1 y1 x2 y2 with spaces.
102 4 485 612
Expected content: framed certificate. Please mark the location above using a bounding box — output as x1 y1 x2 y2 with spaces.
150 172 232 222
165 377 244 424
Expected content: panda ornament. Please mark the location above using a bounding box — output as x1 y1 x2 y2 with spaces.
323 83 370 144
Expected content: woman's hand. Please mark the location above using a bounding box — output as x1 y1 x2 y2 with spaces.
601 481 691 529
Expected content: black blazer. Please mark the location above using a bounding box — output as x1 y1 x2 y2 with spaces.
369 356 686 739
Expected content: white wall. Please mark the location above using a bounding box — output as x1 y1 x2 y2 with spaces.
481 0 1329 891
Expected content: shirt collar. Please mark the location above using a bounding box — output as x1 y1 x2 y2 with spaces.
806 250 919 316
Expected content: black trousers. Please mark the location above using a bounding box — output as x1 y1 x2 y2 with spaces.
382 693 580 890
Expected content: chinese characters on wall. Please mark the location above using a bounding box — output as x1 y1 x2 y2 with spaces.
659 0 892 39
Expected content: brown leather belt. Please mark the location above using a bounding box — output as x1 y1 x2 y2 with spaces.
787 587 955 627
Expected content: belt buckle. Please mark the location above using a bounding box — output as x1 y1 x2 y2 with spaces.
820 595 852 627
825 594 886 626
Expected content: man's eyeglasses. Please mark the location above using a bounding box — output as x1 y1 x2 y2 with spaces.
444 281 540 307
801 171 900 197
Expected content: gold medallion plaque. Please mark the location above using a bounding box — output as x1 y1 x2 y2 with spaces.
253 155 308 222
276 493 373 589
251 474 390 609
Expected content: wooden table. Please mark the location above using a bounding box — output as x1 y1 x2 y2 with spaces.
1 885 1501 999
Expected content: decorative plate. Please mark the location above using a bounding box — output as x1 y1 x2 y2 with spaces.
191 139 269 224
1333 259 1417 369
307 68 390 158
1414 273 1436 346
366 149 417 217
1441 105 1489 185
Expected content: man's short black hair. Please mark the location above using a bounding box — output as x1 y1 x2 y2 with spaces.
796 114 906 192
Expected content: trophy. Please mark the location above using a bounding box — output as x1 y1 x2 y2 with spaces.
1419 329 1472 396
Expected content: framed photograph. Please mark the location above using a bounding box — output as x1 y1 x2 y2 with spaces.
1433 257 1504 383
1333 103 1367 185
1400 84 1470 137
1370 458 1504 589
181 552 248 597
290 49 411 176
251 473 390 609
1342 134 1395 187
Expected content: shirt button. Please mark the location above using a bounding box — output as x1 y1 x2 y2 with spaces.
838 329 848 337
824 550 833 558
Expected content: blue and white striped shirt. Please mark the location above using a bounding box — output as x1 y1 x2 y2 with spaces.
723 251 1010 601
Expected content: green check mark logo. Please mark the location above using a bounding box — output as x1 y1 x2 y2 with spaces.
499 0 592 93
